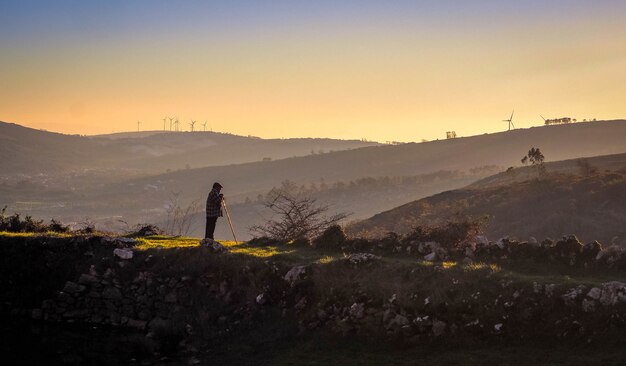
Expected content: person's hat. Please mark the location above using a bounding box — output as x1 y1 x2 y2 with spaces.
213 182 223 189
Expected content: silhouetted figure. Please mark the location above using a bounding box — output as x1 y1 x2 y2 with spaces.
205 182 223 240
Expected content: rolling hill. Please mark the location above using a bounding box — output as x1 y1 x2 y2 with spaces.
347 153 626 246
0 121 378 174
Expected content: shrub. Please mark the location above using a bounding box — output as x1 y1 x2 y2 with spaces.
0 207 69 233
312 225 346 249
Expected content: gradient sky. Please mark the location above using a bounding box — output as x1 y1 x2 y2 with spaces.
1 0 625 142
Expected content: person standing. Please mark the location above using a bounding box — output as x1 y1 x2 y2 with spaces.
205 182 223 240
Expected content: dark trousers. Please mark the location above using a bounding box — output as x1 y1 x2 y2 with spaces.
205 216 218 239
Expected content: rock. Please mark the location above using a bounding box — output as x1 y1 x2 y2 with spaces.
102 286 122 300
587 287 602 300
494 323 503 332
387 314 409 329
424 252 437 261
475 236 489 246
562 286 586 305
581 241 602 261
294 297 307 311
164 291 178 304
284 265 308 286
200 239 229 253
349 303 365 319
63 281 85 294
148 317 170 331
78 274 98 285
343 253 381 265
495 237 508 249
554 235 582 262
63 309 89 318
581 299 596 313
113 248 134 260
256 293 267 305
528 237 539 247
126 319 147 330
432 320 447 336
598 281 626 306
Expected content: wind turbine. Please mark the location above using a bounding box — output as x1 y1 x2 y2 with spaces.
137 121 141 132
168 117 175 131
174 118 180 132
202 120 207 131
189 120 196 132
162 116 168 131
502 110 515 131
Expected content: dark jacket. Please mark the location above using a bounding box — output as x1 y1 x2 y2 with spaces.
206 189 223 218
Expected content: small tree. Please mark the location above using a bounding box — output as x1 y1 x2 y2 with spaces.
521 147 546 178
250 183 349 243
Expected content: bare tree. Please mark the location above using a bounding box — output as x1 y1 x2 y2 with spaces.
164 191 200 236
250 182 349 242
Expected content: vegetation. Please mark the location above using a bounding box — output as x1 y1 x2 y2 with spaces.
521 147 546 177
0 206 69 233
250 181 349 243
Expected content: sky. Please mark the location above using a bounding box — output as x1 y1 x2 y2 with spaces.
1 0 625 142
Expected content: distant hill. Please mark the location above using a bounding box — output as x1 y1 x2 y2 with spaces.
0 121 378 174
347 153 626 246
109 120 626 205
3 119 626 240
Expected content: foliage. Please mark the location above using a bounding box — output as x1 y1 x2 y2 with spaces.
521 147 546 177
250 181 349 242
0 206 69 233
312 225 347 249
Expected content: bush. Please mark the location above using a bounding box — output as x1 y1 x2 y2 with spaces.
0 207 69 233
312 225 346 249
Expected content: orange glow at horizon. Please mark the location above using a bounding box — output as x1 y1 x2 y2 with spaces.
1 11 625 142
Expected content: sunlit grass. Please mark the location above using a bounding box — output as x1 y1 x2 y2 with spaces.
0 231 73 238
134 236 200 250
317 255 336 264
463 262 501 273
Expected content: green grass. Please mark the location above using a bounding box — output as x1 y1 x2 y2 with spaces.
0 231 73 238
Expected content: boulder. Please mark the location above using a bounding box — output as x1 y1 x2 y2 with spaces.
581 241 602 261
475 236 489 246
343 253 381 265
256 293 267 305
554 235 582 263
424 252 437 261
78 274 98 285
102 286 122 300
284 265 308 287
200 239 229 253
63 281 85 294
432 320 447 336
598 281 626 306
349 303 365 319
113 248 134 260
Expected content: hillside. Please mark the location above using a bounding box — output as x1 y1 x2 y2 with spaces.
1 231 625 365
0 121 377 174
3 120 626 238
347 156 626 246
108 120 626 204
